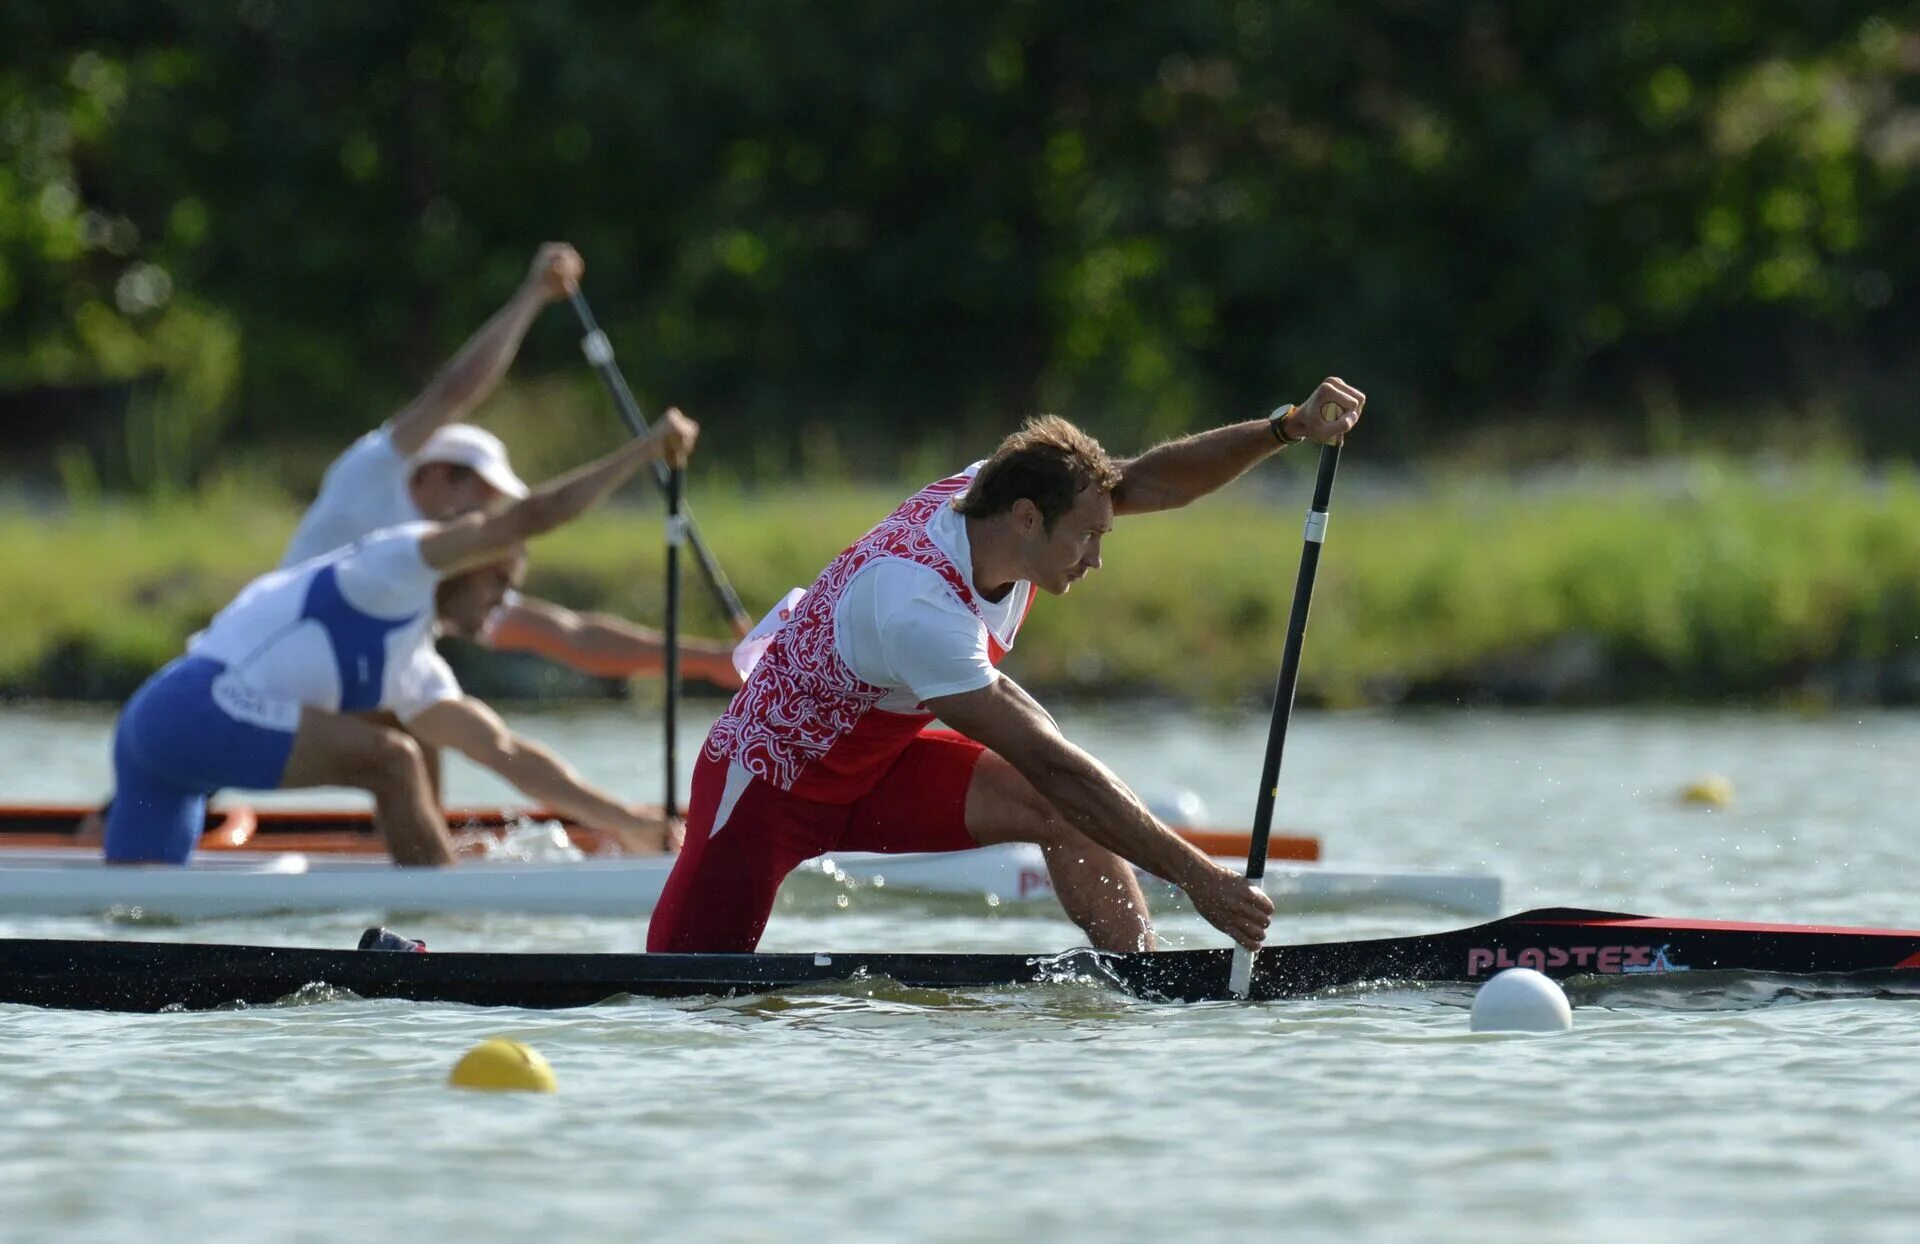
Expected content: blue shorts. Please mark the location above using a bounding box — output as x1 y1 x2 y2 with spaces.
104 656 299 863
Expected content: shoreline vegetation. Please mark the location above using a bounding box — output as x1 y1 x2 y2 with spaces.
7 458 1920 710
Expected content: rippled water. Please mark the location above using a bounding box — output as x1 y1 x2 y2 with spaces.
2 701 1918 1243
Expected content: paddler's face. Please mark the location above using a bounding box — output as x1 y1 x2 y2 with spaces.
410 464 505 523
436 549 527 638
1021 486 1112 595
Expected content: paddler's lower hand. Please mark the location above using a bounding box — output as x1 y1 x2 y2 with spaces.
615 807 682 854
1185 862 1274 951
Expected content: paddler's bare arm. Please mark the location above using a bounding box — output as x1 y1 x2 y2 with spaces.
388 243 585 456
1111 377 1365 516
407 698 681 853
417 408 698 575
926 676 1274 949
481 596 742 689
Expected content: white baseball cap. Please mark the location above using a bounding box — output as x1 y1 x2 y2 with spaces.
410 424 529 499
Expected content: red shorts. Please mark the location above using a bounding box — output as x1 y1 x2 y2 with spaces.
647 730 986 952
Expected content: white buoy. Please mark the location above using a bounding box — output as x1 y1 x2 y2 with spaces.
1470 967 1573 1033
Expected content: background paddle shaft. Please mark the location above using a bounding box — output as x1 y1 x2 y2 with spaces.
664 468 684 821
1230 442 1342 997
568 290 752 635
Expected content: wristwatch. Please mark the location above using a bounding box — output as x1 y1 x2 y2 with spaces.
1268 403 1304 445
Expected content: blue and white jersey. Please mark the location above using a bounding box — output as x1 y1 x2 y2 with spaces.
192 523 461 725
278 426 519 639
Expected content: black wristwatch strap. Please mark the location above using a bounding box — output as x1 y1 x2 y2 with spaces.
1269 403 1304 445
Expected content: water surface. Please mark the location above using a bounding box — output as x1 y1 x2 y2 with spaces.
1 702 1915 1243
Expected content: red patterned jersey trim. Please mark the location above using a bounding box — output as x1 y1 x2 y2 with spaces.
703 472 1018 797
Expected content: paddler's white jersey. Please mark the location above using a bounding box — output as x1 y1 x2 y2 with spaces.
192 523 460 724
832 464 1029 712
280 427 421 568
732 463 1031 716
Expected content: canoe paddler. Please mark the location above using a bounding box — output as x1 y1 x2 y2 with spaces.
281 241 740 689
102 411 702 866
649 382 1364 954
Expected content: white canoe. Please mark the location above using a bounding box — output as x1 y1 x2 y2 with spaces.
0 846 1501 921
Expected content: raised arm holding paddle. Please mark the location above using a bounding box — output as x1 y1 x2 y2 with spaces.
282 242 740 689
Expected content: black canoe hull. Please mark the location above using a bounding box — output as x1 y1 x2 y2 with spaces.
4 907 1919 1012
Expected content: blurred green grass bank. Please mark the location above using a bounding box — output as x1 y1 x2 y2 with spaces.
8 458 1920 709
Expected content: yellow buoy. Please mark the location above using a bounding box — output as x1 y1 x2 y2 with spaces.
449 1038 557 1093
1679 774 1734 809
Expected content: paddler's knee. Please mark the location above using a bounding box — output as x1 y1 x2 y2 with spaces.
966 751 1066 843
363 729 430 793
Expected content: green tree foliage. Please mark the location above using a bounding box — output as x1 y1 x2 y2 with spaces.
3 1 1918 484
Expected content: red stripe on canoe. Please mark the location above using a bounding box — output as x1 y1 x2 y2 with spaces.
1528 913 1920 939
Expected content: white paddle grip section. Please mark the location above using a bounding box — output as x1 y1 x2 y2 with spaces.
1303 510 1329 544
1228 946 1254 998
666 514 689 546
582 329 614 366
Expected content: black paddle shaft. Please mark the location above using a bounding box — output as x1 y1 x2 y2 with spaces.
664 467 684 821
1244 443 1342 883
568 290 752 635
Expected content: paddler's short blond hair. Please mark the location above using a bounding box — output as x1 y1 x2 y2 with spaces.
953 416 1122 531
